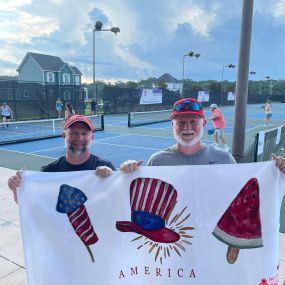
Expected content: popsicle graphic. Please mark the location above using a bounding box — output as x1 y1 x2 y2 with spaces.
56 184 98 262
212 178 263 264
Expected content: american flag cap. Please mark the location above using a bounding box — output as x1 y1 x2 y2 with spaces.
116 178 180 243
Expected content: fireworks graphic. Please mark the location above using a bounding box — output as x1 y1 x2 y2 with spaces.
131 206 194 264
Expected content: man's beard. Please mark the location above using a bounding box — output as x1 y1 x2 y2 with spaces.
173 128 203 147
65 141 90 158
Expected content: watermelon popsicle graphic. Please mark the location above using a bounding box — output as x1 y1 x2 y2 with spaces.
212 178 263 264
56 184 98 263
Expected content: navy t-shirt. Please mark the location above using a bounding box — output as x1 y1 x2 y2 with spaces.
41 154 115 172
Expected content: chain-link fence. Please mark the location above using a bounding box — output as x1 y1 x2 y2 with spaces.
0 80 85 120
243 125 285 163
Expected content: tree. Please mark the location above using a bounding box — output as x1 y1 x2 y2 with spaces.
126 81 138 89
157 80 168 89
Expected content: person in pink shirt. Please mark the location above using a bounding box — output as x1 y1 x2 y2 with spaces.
209 103 229 151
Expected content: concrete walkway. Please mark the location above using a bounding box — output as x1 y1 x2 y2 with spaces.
0 168 26 284
0 167 284 284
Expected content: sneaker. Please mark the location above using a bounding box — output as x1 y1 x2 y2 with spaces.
224 144 230 152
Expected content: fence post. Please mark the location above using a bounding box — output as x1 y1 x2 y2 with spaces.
253 132 259 162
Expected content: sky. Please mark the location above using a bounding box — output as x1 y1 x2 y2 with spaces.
0 0 284 83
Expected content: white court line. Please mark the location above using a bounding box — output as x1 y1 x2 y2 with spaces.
93 141 162 151
101 131 174 139
29 145 65 154
95 134 131 141
246 124 263 132
27 134 132 154
0 148 55 159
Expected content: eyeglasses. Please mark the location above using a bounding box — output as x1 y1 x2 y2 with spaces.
174 101 202 112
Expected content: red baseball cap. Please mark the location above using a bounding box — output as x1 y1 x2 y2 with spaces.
64 115 93 130
170 98 205 119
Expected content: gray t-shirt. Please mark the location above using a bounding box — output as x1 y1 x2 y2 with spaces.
147 144 236 166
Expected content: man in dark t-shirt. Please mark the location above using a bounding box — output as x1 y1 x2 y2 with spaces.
41 154 114 172
8 115 115 202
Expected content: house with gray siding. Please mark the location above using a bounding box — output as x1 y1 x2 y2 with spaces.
0 52 84 120
17 52 82 84
15 52 82 101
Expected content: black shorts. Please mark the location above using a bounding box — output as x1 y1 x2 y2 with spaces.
1 115 11 119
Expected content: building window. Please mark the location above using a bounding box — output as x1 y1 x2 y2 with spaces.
74 75 80 85
63 90 71 100
63 73 70 84
15 90 20 100
47 72 55 83
24 90 29 98
7 90 12 100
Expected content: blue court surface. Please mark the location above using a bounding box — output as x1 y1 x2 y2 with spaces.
0 131 176 168
0 103 284 169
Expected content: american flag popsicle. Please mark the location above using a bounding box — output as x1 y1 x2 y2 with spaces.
56 184 98 262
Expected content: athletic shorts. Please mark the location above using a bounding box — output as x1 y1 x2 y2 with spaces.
1 115 11 119
266 113 272 119
214 128 224 136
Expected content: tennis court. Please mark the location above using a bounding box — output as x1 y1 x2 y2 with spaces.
1 103 285 170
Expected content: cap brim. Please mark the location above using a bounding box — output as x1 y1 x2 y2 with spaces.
170 110 204 120
116 221 180 243
65 120 92 130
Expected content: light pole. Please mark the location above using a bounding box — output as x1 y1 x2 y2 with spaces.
220 64 235 105
93 21 120 108
259 76 270 103
181 51 200 98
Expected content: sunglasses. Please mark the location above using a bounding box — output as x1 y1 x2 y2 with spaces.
174 101 202 112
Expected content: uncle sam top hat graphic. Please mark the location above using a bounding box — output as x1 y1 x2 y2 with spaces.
116 177 180 243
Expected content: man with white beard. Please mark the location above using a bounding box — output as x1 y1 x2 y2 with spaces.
120 97 235 171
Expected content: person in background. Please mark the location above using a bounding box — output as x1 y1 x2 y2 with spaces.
8 115 115 202
209 103 230 151
120 97 236 172
55 97 63 118
0 102 13 129
91 98 97 115
120 97 285 175
264 99 273 127
65 102 75 120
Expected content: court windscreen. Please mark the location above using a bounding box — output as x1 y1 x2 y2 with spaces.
243 124 285 162
128 109 172 127
0 115 104 145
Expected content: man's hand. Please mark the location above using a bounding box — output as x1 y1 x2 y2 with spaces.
272 154 285 173
8 170 23 203
120 160 144 173
95 166 113 177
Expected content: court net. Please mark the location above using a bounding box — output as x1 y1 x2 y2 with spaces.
243 124 285 162
0 115 104 145
128 109 172 127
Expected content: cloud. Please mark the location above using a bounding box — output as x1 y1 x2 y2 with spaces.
273 0 285 18
0 0 284 82
0 48 19 64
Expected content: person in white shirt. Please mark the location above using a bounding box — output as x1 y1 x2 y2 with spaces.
264 99 272 127
0 102 13 128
